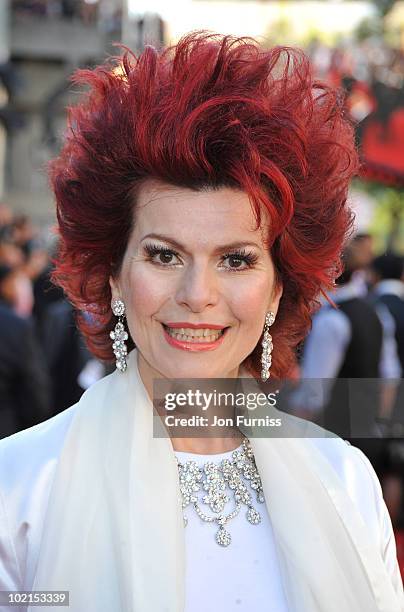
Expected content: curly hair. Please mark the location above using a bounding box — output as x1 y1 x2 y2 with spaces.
50 31 358 379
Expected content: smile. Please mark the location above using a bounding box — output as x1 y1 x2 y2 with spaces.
162 324 229 352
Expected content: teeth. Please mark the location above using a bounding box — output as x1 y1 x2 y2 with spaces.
165 326 225 342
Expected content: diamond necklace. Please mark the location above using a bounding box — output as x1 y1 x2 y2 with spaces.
175 438 265 547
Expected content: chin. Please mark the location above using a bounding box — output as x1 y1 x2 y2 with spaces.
162 366 213 379
159 361 224 380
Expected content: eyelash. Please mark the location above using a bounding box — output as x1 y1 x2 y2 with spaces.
143 243 259 271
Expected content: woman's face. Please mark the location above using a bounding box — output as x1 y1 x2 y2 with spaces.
110 180 283 390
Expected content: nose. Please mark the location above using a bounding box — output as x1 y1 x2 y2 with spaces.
175 262 219 312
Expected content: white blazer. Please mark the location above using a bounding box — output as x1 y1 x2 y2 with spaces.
0 349 403 611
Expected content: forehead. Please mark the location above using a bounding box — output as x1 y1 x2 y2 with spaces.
131 180 270 246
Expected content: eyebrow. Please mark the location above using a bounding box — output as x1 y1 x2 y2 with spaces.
140 233 262 254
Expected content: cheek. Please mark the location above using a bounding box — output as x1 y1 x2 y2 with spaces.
122 267 168 319
226 275 272 322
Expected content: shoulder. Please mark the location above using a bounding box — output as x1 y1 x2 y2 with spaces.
0 405 77 589
0 370 115 517
264 411 387 540
310 435 403 594
0 404 77 483
310 436 382 528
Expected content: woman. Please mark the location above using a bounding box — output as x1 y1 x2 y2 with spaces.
0 32 403 612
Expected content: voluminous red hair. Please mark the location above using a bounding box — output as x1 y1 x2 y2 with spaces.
50 32 358 379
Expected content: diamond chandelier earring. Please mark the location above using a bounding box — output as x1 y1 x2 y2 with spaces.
110 298 128 373
261 311 275 381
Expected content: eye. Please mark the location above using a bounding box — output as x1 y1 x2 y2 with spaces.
143 243 181 267
143 243 259 271
221 249 259 271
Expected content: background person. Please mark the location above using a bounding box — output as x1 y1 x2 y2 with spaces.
0 265 52 437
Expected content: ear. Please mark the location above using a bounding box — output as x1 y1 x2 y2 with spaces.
268 279 283 318
109 275 121 301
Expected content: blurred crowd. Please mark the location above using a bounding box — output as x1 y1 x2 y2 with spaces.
308 37 404 162
292 235 404 426
12 0 122 29
0 203 107 439
308 37 404 91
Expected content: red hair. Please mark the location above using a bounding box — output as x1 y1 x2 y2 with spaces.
50 32 358 378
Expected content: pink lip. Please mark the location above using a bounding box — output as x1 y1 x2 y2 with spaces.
162 324 228 352
164 322 226 330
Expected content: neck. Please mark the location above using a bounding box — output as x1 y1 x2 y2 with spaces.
170 435 246 454
136 351 246 454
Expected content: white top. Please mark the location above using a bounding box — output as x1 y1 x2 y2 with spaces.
174 444 289 612
0 404 402 610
